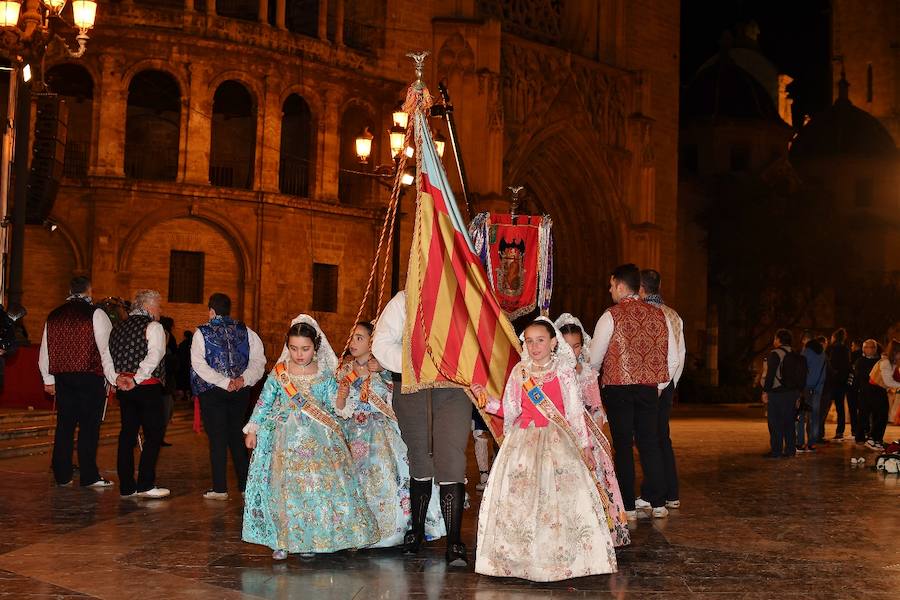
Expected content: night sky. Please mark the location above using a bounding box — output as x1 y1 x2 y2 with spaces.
681 0 833 122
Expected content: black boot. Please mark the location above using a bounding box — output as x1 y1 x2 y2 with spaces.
440 482 467 567
403 478 432 555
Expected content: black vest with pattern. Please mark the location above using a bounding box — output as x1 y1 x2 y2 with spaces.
110 315 165 382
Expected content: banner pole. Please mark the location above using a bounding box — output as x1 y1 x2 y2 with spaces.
435 81 472 221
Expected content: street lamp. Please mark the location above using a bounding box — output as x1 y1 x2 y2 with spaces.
0 0 98 313
355 127 374 164
434 132 446 159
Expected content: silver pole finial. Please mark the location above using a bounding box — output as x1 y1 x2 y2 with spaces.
406 50 430 83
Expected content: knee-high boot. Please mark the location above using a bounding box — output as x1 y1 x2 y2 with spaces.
403 478 432 555
440 482 467 567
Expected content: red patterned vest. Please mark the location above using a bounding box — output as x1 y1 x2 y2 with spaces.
46 299 103 376
600 297 669 387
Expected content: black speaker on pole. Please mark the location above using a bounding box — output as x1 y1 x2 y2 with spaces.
25 94 68 225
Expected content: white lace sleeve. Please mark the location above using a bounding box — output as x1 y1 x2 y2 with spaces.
502 364 524 439
560 367 590 450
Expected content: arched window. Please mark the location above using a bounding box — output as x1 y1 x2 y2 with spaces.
286 0 318 36
210 80 256 189
338 105 375 205
125 70 181 181
46 64 94 179
216 0 256 21
279 94 312 197
343 1 385 52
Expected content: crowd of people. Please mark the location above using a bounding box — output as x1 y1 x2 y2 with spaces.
38 263 686 582
760 327 900 458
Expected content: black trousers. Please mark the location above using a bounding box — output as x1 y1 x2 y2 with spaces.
845 386 859 437
855 385 886 443
116 383 165 495
603 384 666 510
862 386 889 444
767 390 797 457
51 373 106 486
830 382 849 437
641 382 678 502
199 387 251 493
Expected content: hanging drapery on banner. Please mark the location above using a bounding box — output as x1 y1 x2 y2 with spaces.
400 76 520 443
468 213 553 319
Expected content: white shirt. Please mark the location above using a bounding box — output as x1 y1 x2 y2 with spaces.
589 300 680 390
880 358 900 389
190 324 267 390
657 303 686 386
132 320 167 385
371 291 406 374
38 308 118 386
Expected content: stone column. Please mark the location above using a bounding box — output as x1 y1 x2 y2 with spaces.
184 0 194 11
318 89 340 199
317 0 328 40
92 54 126 177
206 0 216 17
258 0 268 24
334 0 344 45
184 66 212 184
258 77 281 193
275 0 285 29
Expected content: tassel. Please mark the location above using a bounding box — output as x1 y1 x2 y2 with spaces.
193 395 201 433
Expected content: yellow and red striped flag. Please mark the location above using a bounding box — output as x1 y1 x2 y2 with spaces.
401 95 521 442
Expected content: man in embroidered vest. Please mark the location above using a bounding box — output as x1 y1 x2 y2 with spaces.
372 290 471 567
190 292 266 500
590 263 676 519
637 269 686 512
110 289 170 499
39 276 119 488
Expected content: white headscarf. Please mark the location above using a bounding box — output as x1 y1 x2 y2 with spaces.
554 313 592 364
277 314 339 373
518 316 577 371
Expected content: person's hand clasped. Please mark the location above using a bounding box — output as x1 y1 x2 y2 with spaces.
245 431 257 449
228 376 245 392
43 384 56 396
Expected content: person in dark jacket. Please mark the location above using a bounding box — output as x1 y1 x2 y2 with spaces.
760 329 800 458
825 328 852 441
853 339 881 446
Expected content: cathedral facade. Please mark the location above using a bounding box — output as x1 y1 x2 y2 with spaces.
11 0 680 357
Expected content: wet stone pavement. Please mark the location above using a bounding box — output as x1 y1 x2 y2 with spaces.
0 405 898 599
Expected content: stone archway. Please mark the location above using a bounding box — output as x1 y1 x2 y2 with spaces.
126 217 244 336
508 125 625 324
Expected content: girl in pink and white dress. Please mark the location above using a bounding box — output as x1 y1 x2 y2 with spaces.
471 318 616 582
556 313 630 547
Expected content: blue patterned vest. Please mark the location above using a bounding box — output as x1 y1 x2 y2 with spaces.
190 317 250 395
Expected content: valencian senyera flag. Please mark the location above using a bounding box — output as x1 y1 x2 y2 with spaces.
401 83 520 443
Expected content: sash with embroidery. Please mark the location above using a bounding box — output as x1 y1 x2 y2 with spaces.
274 362 347 444
521 367 614 529
340 370 398 422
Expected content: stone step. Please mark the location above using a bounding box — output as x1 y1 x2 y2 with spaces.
0 420 197 459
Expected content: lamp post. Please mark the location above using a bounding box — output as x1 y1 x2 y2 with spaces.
0 0 97 312
349 105 444 295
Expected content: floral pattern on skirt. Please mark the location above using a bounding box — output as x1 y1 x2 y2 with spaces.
475 424 617 582
341 405 445 547
242 374 378 553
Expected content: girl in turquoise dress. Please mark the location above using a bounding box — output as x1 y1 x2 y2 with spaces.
242 315 377 560
334 322 445 548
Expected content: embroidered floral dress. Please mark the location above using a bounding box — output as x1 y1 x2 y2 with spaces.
335 365 445 547
242 365 378 554
576 363 630 547
476 362 617 582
